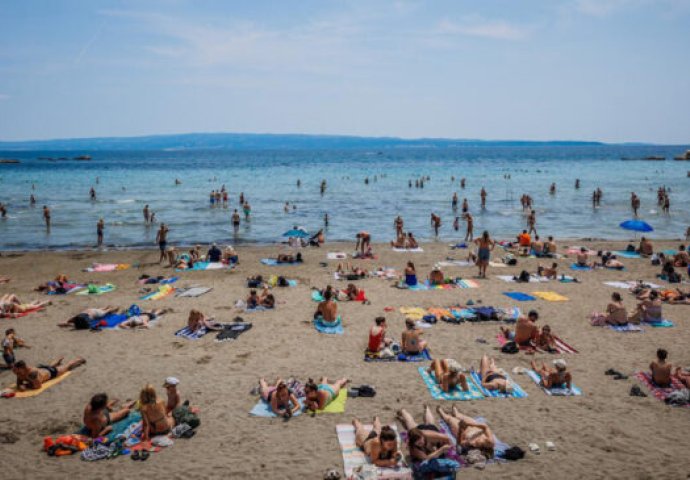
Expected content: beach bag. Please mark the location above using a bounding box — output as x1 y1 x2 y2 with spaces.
127 305 141 317
416 458 460 475
277 276 289 287
422 314 437 324
501 341 519 354
172 405 200 429
516 270 531 283
503 446 525 461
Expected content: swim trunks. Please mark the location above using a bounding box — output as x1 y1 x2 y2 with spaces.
159 241 167 251
37 365 58 379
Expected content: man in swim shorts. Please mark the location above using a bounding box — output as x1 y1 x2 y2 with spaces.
13 357 85 391
156 223 169 264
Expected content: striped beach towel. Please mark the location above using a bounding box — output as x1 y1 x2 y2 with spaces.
336 424 412 479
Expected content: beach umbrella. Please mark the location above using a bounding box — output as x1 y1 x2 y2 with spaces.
619 220 653 233
282 228 310 238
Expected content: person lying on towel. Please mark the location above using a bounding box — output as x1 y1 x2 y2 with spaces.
537 262 558 279
259 378 300 419
0 294 51 318
58 306 119 329
304 377 348 411
531 359 572 390
352 418 403 468
118 308 170 329
83 393 135 437
13 357 85 391
277 252 302 264
396 406 455 465
477 354 513 393
428 359 469 392
437 406 496 461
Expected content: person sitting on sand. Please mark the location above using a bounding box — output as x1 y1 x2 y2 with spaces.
402 318 427 354
428 358 469 392
83 393 135 437
118 308 169 329
396 406 454 463
500 310 539 347
368 317 392 353
139 384 174 441
593 292 629 326
3 328 29 368
353 418 402 467
190 245 202 262
314 289 338 324
207 243 222 262
576 247 592 267
531 236 544 257
531 358 572 390
0 294 51 318
638 237 654 257
277 252 302 264
224 245 239 264
12 357 85 391
536 325 558 352
166 246 177 268
406 233 419 249
477 354 512 392
391 232 407 248
544 236 558 256
537 262 558 279
428 267 444 286
343 283 364 302
304 377 348 411
259 289 275 308
246 289 259 309
259 378 300 419
308 229 325 247
599 252 624 269
629 290 663 324
404 261 418 286
437 406 495 460
58 306 119 329
650 348 672 387
187 309 223 332
517 230 531 255
163 377 181 414
674 245 689 267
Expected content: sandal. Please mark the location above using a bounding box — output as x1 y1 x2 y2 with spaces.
630 385 647 397
131 450 141 461
140 450 150 461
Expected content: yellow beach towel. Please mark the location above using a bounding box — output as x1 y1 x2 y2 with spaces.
6 371 72 398
399 307 427 320
316 388 347 414
533 291 569 302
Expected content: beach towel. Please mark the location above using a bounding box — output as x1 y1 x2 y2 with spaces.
437 260 473 267
260 258 299 266
397 349 432 362
313 317 344 335
608 324 644 332
566 247 596 256
4 371 71 398
314 388 348 414
83 263 130 272
570 264 592 271
46 283 85 295
418 367 484 401
496 333 576 354
525 369 582 396
392 247 424 253
327 252 348 260
91 313 128 330
614 250 641 259
215 322 252 342
267 275 297 287
175 286 213 298
137 276 178 285
336 424 412 480
399 307 427 320
457 279 480 289
502 292 536 302
634 372 688 406
489 261 508 268
250 398 304 418
177 261 234 272
0 305 44 319
140 284 175 300
603 281 634 289
469 370 528 399
427 308 453 321
174 326 209 340
642 319 674 328
75 284 116 295
533 291 569 302
497 275 546 283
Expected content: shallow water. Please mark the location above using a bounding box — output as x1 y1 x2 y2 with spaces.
0 145 688 250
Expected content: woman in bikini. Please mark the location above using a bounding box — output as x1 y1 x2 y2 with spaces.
428 358 469 392
0 294 51 318
187 309 223 333
629 290 663 324
602 292 629 325
531 359 572 390
437 406 495 459
118 308 169 329
402 318 427 354
404 261 418 286
474 231 495 279
536 325 558 352
139 384 174 441
259 378 300 418
303 377 348 411
478 354 512 393
396 406 454 463
353 417 402 468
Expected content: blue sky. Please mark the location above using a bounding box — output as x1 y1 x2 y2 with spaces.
1 0 689 143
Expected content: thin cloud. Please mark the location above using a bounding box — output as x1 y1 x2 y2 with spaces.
573 0 690 16
437 18 529 40
0 94 10 100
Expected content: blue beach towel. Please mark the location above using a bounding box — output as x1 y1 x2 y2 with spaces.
397 349 432 362
313 316 343 335
470 370 528 399
609 324 643 332
525 369 582 396
160 276 179 284
570 264 592 271
261 258 300 266
418 367 484 401
642 319 674 328
614 251 641 259
174 326 209 340
250 399 304 418
90 313 128 329
502 292 536 302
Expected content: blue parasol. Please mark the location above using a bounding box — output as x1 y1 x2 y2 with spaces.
282 228 310 238
619 220 653 233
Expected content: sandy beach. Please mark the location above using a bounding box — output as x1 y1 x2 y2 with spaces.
0 239 689 479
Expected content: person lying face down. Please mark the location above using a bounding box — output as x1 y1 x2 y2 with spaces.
13 357 86 391
258 378 300 419
353 418 402 468
437 406 495 461
428 359 469 392
304 377 348 411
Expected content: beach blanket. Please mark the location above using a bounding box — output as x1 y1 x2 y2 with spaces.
83 263 130 272
437 260 473 267
566 247 596 256
175 286 213 298
497 275 547 283
642 319 674 328
418 367 484 401
174 326 209 340
4 371 71 398
397 349 432 362
215 322 252 342
408 281 458 291
313 317 344 335
604 280 662 289
327 252 348 260
634 372 688 406
336 424 412 480
525 369 582 396
570 264 592 271
46 283 85 295
137 276 178 285
533 291 569 302
470 370 527 399
399 307 427 320
457 279 480 289
260 258 300 266
502 292 536 302
267 276 297 287
608 324 644 332
392 247 424 253
0 305 44 319
613 250 641 259
91 313 128 330
250 398 304 418
496 333 577 354
140 284 175 300
352 252 378 260
75 284 116 295
177 261 234 271
314 388 347 414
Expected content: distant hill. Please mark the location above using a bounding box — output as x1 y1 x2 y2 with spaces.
0 132 606 151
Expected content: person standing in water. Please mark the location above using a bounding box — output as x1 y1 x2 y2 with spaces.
549 183 556 195
453 216 459 232
575 179 580 189
143 205 150 224
460 178 466 189
43 205 51 230
394 216 404 237
96 218 104 247
232 209 241 232
243 201 251 220
320 180 327 195
464 213 474 242
90 187 96 200
156 223 169 264
430 214 441 237
30 194 36 206
324 213 329 227
528 210 537 236
452 193 458 210
480 187 487 209
631 193 640 217
0 203 6 219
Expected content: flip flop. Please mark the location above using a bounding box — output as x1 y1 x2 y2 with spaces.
528 443 540 454
545 441 556 451
140 450 150 461
131 450 141 461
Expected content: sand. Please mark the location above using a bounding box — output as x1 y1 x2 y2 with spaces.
0 240 689 479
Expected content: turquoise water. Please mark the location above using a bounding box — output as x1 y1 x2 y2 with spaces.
0 146 688 250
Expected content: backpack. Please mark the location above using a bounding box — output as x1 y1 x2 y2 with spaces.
277 276 288 287
626 244 635 252
503 446 526 461
172 405 200 429
517 270 531 283
501 341 519 354
416 458 460 474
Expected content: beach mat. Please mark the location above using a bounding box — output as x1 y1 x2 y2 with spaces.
327 252 347 260
260 258 299 266
174 326 209 340
614 251 641 259
502 292 536 302
437 260 473 267
312 388 347 414
603 281 634 289
525 369 582 396
5 371 71 398
497 275 546 283
140 284 175 300
175 286 213 298
392 247 424 253
75 284 116 295
642 319 674 328
91 313 128 329
634 372 688 406
83 263 130 272
570 264 592 271
418 367 484 401
336 424 412 479
470 370 528 399
0 305 44 319
313 317 344 335
533 291 569 302
250 398 304 417
457 279 479 289
397 349 432 362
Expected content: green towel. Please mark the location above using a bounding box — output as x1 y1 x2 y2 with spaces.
315 388 347 414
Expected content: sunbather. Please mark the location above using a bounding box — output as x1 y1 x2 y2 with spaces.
674 367 690 388
34 275 74 294
576 247 592 268
537 262 558 279
629 290 663 324
246 289 260 309
599 252 624 269
259 378 300 418
396 406 453 462
118 308 169 329
536 325 557 352
404 261 418 286
390 232 407 248
3 328 29 368
428 358 469 392
187 309 223 332
437 406 495 459
530 358 572 390
336 262 368 279
304 377 348 410
139 384 174 441
650 348 672 387
0 276 10 284
353 417 402 467
12 357 86 391
428 268 445 285
402 318 427 354
277 252 302 264
407 233 419 249
368 317 392 353
674 245 689 267
58 306 119 329
638 237 654 256
477 354 512 392
500 310 539 347
83 393 135 437
343 283 365 301
0 294 51 318
598 292 629 325
314 289 338 323
259 287 275 308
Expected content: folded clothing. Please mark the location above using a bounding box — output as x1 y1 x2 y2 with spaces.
175 287 213 298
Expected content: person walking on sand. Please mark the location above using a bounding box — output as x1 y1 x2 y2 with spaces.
464 213 474 242
474 230 495 279
43 205 51 230
96 218 104 247
143 204 150 224
156 223 169 264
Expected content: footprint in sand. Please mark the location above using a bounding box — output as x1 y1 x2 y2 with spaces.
0 431 19 444
172 341 185 349
196 355 213 364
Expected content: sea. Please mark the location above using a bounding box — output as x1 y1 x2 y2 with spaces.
0 145 688 251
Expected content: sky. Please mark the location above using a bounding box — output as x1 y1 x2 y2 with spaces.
0 0 689 144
